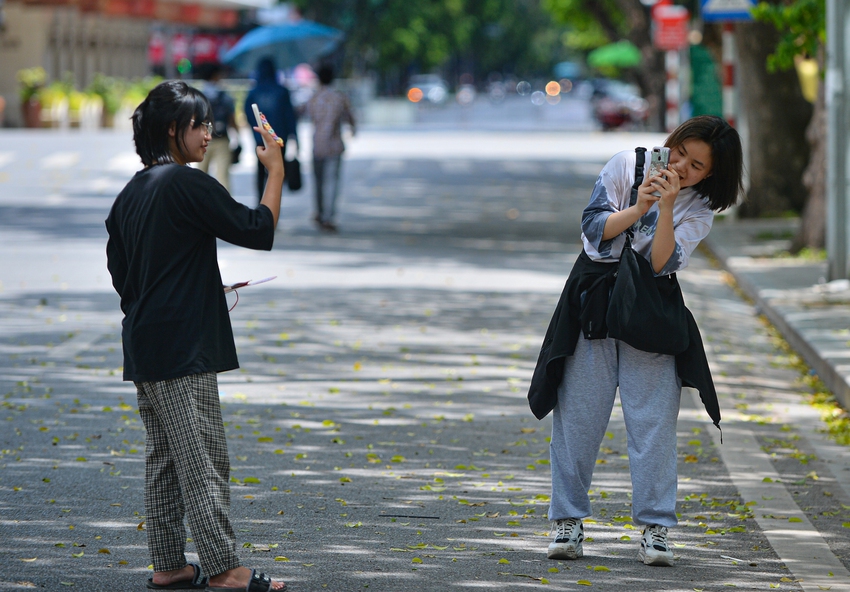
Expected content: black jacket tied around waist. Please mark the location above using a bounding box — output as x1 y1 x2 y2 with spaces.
527 250 721 432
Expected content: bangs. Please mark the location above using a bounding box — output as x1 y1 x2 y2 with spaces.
188 91 212 125
175 89 212 129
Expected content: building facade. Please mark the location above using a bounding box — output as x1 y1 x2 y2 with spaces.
0 0 265 127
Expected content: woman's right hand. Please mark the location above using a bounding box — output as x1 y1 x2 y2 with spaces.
635 174 662 215
254 125 284 176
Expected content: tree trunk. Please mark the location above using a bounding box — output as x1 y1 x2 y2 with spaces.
736 20 813 218
621 0 665 131
586 0 667 131
791 51 826 252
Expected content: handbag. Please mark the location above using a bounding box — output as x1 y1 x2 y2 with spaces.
284 157 302 191
230 144 242 165
605 147 689 355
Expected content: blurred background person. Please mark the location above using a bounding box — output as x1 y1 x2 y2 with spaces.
304 64 356 232
197 62 239 192
244 56 298 207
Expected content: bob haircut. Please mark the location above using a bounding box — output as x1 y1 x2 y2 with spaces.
664 115 743 212
132 81 211 167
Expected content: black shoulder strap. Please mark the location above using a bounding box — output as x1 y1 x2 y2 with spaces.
624 147 646 244
630 147 646 207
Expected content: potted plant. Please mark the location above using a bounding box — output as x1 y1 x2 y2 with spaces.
17 67 46 128
87 73 120 128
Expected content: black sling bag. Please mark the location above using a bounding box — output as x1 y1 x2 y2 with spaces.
605 147 689 355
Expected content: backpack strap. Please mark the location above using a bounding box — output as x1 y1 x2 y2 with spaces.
625 147 647 243
630 147 646 207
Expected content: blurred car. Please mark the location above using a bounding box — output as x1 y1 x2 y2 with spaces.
407 74 448 105
589 79 649 131
456 83 476 106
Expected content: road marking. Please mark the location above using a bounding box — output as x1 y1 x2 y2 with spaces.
691 391 850 592
107 152 141 174
371 159 405 172
502 161 541 174
41 151 80 169
441 160 472 173
0 152 15 168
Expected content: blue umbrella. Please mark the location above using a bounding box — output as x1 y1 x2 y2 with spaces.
222 20 343 72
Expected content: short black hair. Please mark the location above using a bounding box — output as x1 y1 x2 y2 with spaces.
317 64 335 85
664 115 743 212
132 80 211 167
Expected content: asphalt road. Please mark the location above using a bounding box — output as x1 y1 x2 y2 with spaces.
1 120 849 591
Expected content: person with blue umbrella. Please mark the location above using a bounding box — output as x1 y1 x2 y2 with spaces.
244 57 299 205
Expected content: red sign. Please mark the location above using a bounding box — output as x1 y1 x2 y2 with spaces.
148 30 165 65
192 34 218 63
653 5 690 51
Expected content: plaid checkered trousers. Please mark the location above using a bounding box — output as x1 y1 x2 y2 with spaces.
136 372 241 576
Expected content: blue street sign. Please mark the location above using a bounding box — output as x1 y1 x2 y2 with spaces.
700 0 756 22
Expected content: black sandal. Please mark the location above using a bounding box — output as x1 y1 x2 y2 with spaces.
146 563 208 590
205 569 284 592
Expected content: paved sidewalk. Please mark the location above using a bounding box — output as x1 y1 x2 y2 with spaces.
704 217 850 411
699 216 850 592
1 129 850 591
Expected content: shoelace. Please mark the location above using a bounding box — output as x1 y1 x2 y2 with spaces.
647 527 668 550
556 518 580 539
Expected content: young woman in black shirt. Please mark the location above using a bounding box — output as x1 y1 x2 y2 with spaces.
106 80 287 592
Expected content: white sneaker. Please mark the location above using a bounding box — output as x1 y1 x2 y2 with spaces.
638 524 674 566
547 518 584 560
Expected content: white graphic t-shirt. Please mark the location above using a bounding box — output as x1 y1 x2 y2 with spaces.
580 149 714 276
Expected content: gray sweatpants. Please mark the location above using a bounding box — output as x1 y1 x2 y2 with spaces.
548 335 681 527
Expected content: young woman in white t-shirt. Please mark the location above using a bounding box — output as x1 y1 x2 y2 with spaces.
546 115 744 567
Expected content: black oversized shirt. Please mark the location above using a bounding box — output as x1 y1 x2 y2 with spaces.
106 164 275 382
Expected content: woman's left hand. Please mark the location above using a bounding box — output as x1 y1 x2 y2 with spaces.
650 168 681 211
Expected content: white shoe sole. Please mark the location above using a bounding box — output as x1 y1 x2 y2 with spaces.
638 547 673 566
547 542 583 560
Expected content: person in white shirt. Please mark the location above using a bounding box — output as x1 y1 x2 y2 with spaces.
543 115 744 567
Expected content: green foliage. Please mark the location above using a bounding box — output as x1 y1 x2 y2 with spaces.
17 67 46 102
87 74 122 115
542 0 626 50
292 0 569 87
560 28 609 53
752 0 825 72
542 0 634 79
18 70 162 114
116 76 164 109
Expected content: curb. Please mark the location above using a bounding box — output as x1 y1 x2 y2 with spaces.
702 235 850 412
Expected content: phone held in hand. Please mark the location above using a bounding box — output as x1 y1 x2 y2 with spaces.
251 103 284 148
648 146 670 197
649 146 670 178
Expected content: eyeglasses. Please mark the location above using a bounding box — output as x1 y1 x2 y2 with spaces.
191 120 214 135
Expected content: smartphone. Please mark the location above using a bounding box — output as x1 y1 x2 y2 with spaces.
648 146 670 196
252 104 285 148
648 146 670 178
251 103 270 148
